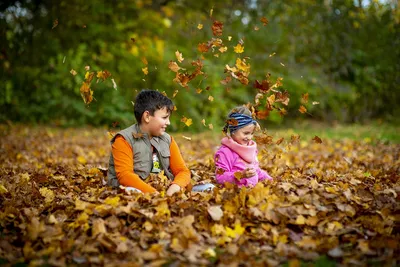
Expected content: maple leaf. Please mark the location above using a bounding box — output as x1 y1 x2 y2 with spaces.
226 118 238 126
255 109 270 120
220 76 232 85
299 105 307 114
97 70 111 81
219 46 227 53
181 116 193 127
235 58 250 74
276 137 284 145
52 19 58 29
80 82 93 104
290 134 301 144
254 79 270 92
212 21 223 36
260 17 269 26
234 171 243 181
198 43 209 53
233 44 244 53
168 61 181 72
275 90 290 106
175 51 184 63
85 71 95 84
312 135 323 143
301 93 309 104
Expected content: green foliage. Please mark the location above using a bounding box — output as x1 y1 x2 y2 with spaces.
0 0 398 129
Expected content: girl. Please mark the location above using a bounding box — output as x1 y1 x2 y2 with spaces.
214 106 273 187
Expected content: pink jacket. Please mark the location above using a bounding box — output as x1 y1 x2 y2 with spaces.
214 137 273 187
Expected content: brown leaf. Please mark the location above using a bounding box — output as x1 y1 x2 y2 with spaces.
312 135 322 143
212 21 224 36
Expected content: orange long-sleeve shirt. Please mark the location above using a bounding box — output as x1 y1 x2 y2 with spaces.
112 135 190 193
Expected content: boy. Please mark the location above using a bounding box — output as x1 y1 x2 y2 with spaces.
107 89 190 196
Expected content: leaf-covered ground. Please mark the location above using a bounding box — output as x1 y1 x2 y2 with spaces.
0 124 399 266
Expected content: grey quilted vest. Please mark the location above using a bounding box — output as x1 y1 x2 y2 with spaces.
107 124 174 188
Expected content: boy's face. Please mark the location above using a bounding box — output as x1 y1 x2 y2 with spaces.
231 123 255 145
146 107 171 137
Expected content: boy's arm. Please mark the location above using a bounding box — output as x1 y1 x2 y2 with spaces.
169 137 191 188
112 135 157 193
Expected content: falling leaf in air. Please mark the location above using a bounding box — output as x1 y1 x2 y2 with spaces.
299 105 307 114
312 136 322 144
233 44 244 54
175 51 184 63
260 17 269 26
212 21 223 36
52 19 58 29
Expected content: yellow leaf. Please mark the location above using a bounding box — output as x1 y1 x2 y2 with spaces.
155 201 170 218
235 58 250 74
0 184 8 194
201 119 206 126
295 215 306 225
233 43 244 53
208 95 214 102
225 222 245 238
77 155 87 165
104 196 120 207
181 116 193 127
39 187 55 203
175 50 184 63
197 24 203 29
228 36 232 41
203 248 216 258
142 67 148 75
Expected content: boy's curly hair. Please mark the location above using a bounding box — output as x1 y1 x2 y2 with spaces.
134 89 174 124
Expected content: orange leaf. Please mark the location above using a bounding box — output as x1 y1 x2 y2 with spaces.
212 21 223 36
299 105 307 114
260 17 269 26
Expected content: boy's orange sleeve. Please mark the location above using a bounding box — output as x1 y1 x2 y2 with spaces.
169 137 191 188
112 135 156 193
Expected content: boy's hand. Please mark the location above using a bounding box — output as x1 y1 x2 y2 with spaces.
242 168 256 178
166 184 181 196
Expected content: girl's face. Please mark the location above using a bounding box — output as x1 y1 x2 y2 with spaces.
231 123 255 145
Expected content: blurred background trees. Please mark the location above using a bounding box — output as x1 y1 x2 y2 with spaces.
1 0 399 131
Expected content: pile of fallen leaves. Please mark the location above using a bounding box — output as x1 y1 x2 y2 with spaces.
0 125 399 266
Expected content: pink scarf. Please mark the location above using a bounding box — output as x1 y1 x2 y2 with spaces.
221 137 257 163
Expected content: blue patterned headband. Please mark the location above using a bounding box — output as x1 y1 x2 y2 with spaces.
226 113 257 133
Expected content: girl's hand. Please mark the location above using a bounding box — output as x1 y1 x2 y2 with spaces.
242 168 256 178
166 184 181 196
